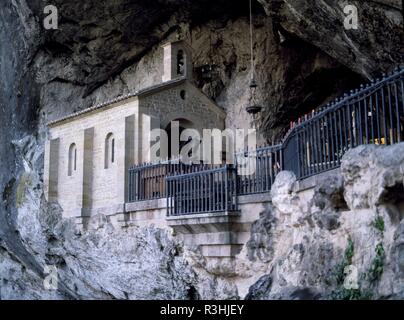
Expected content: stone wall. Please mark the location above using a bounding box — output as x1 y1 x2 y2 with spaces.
45 79 226 220
45 98 139 218
123 192 271 261
139 82 226 133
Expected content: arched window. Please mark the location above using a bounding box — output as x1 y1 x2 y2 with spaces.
68 143 77 176
177 50 185 76
105 133 115 169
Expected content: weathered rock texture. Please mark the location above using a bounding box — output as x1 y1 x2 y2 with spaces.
259 0 404 136
241 143 404 300
0 0 403 299
341 143 404 209
2 133 404 299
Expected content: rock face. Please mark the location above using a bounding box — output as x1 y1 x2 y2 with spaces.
0 0 403 299
243 143 404 300
341 144 404 209
50 220 198 300
258 0 404 135
391 221 404 298
4 141 403 300
259 0 404 77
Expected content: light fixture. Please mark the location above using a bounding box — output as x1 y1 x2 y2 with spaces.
245 0 263 121
201 63 219 81
246 78 262 116
201 32 219 81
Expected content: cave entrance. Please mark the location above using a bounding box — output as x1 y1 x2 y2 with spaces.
270 65 365 141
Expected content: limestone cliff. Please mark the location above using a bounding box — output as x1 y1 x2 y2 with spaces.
0 0 403 299
242 143 404 299
3 140 404 299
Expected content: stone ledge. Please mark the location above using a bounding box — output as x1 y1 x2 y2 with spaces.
238 192 271 204
294 168 341 192
167 211 245 234
125 198 166 212
167 211 240 221
82 203 126 216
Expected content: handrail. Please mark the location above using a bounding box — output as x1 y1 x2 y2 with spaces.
165 165 230 179
281 66 404 179
128 67 404 210
166 165 238 216
283 67 404 142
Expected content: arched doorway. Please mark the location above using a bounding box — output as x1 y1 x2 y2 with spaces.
165 118 196 160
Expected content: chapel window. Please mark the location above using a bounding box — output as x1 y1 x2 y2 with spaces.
105 133 115 169
68 143 77 176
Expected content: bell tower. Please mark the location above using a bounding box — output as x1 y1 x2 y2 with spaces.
162 40 193 82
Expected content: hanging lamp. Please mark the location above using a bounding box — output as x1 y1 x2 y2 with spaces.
201 32 219 81
246 0 263 118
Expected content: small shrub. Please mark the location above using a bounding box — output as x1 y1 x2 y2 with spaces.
372 216 385 233
332 237 354 285
344 237 354 262
329 237 374 300
330 288 372 300
367 243 385 282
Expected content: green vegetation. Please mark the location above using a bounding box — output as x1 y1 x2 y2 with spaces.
330 217 387 300
372 216 385 234
330 287 372 300
367 243 385 282
366 216 385 282
332 237 354 285
330 237 372 300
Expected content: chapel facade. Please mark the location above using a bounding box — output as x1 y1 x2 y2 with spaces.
44 40 226 222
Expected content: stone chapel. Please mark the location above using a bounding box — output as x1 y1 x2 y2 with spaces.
44 40 226 222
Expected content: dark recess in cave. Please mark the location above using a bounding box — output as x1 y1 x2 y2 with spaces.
382 183 404 205
280 67 365 125
262 29 365 140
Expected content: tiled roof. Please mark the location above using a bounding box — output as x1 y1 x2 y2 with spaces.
47 77 186 126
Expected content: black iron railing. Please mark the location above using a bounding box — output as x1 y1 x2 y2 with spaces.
128 67 404 216
283 67 404 179
128 162 168 202
166 165 238 216
235 144 283 195
128 161 223 202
